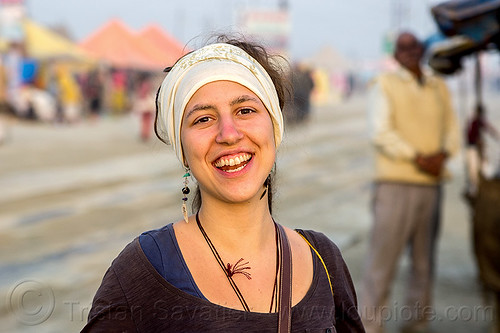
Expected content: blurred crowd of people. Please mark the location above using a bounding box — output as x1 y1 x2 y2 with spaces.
0 40 361 146
0 42 162 144
284 61 357 125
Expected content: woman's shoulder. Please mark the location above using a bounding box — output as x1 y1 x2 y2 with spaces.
293 229 348 276
295 229 341 254
296 229 364 331
110 223 175 268
138 222 185 278
139 222 174 238
108 237 143 272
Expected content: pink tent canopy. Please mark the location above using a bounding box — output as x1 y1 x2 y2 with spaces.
80 19 186 70
138 24 188 67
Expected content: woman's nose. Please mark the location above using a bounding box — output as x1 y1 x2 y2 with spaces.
215 115 243 145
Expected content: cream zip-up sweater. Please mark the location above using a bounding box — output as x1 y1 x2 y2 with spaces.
368 66 460 185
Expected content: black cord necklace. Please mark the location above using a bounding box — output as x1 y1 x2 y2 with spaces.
196 212 280 312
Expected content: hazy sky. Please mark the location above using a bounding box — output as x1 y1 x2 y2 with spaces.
25 0 442 61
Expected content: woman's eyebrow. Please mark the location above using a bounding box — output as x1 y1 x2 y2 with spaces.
230 95 260 106
184 104 215 119
185 95 260 119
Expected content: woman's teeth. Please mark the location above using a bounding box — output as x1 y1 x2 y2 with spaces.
228 164 246 173
214 153 252 172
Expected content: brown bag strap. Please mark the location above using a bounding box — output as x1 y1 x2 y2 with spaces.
277 224 292 333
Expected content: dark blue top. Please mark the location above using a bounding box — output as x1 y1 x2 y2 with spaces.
139 223 318 302
139 223 207 300
84 229 366 332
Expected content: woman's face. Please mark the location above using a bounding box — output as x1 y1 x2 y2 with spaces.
181 80 276 205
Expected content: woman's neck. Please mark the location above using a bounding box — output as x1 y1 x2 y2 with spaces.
195 197 274 253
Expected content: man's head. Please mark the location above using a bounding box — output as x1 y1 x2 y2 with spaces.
394 32 424 76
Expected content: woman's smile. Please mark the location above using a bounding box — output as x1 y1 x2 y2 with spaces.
213 153 253 173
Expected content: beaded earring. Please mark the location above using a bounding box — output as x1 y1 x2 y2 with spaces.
182 170 190 223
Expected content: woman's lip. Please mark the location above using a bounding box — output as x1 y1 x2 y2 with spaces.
212 150 252 162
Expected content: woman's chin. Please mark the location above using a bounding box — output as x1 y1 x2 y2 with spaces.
217 187 266 205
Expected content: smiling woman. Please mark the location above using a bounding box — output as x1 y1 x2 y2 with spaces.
81 35 365 333
180 80 276 210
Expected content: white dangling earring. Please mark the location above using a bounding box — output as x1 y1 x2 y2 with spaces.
182 169 190 223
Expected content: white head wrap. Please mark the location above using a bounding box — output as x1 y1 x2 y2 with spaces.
156 43 284 166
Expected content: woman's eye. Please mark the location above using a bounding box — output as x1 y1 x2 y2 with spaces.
194 116 211 124
239 108 255 115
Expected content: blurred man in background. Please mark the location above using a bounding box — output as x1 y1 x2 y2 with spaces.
361 31 460 333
